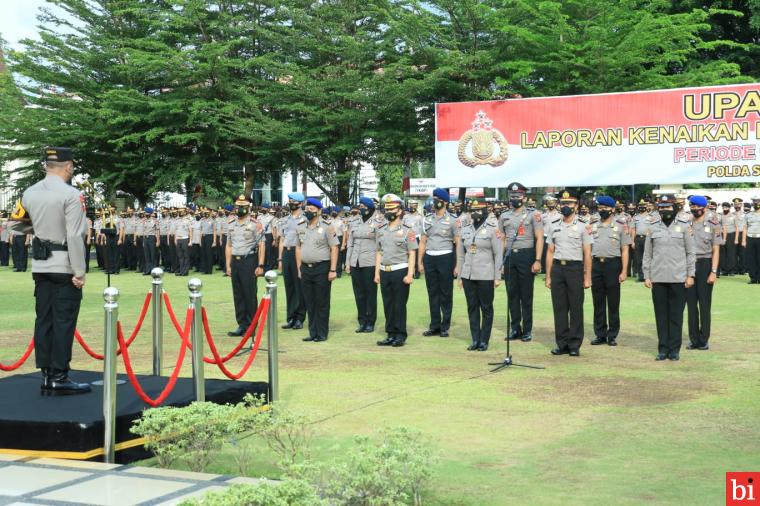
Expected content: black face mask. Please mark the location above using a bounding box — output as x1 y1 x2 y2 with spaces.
637 207 647 213
692 208 705 218
304 211 317 221
510 199 523 209
360 208 372 220
660 211 675 225
579 210 588 216
385 211 398 222
194 215 201 221
236 208 247 217
434 200 445 210
471 211 485 224
755 204 760 210
547 204 556 210
560 206 574 217
722 208 730 214
598 210 611 220
331 213 338 218
289 203 300 211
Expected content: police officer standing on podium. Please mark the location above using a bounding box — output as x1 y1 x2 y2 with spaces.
590 196 631 347
225 195 265 337
643 194 696 361
418 188 460 338
10 147 90 394
544 189 593 357
499 182 543 343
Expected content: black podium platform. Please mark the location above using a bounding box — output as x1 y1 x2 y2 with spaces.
0 370 268 464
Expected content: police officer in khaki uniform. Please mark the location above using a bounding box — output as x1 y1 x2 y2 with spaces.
742 196 760 283
418 188 460 338
545 189 593 357
457 199 503 351
346 197 381 333
173 208 192 276
685 196 722 351
0 210 11 266
279 192 307 329
733 198 746 273
590 196 631 347
225 195 265 336
500 182 543 343
375 194 418 347
10 147 90 394
297 198 339 342
632 199 651 282
142 207 159 274
719 202 736 275
643 194 696 361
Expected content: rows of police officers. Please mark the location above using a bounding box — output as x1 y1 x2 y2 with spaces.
6 148 760 394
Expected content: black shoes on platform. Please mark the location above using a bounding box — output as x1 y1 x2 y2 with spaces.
227 326 244 337
41 369 91 395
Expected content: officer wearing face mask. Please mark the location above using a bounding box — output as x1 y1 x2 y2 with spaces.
742 196 760 284
589 196 631 347
346 197 381 333
544 189 593 357
733 198 746 274
457 199 503 351
279 192 307 330
719 202 737 276
225 195 265 337
418 188 461 338
541 195 559 273
499 182 544 343
632 199 652 282
643 194 696 361
685 195 722 351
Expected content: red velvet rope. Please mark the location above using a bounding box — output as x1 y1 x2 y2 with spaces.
75 292 153 360
118 307 193 407
0 338 35 371
201 298 269 380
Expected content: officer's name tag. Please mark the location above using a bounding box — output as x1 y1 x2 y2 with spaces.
704 226 710 233
481 229 488 235
675 226 683 233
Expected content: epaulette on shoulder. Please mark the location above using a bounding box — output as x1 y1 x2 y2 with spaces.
677 216 690 224
551 218 561 224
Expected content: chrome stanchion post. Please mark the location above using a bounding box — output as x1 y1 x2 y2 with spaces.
265 271 279 402
151 267 164 376
188 278 205 401
102 287 119 464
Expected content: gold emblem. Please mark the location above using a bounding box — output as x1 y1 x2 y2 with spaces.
457 111 508 168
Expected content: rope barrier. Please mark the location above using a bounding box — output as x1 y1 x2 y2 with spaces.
75 292 153 360
118 307 193 407
0 338 35 372
201 297 269 380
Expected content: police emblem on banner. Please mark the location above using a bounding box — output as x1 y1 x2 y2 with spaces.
457 111 508 168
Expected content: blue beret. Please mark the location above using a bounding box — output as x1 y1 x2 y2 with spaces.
596 196 616 208
261 202 271 209
287 192 305 202
321 208 329 215
432 188 450 202
689 195 708 207
305 197 323 209
359 196 375 209
223 204 233 211
144 207 154 214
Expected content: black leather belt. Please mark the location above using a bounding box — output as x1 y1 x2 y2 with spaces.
233 253 255 261
554 259 581 265
303 260 328 268
48 243 68 252
593 257 619 263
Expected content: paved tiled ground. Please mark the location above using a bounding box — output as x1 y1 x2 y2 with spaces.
0 454 261 506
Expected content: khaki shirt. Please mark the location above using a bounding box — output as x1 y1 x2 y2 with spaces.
377 223 418 265
457 218 503 280
642 216 696 283
545 216 594 261
499 208 543 250
745 211 760 237
227 218 264 256
0 219 9 242
591 217 632 258
735 211 746 230
124 216 137 235
174 216 192 239
282 213 307 247
143 218 158 237
346 216 380 268
692 216 724 258
422 212 459 251
191 219 202 244
633 213 652 236
298 219 339 263
200 218 214 235
403 212 423 236
159 218 172 235
12 174 87 277
258 213 274 234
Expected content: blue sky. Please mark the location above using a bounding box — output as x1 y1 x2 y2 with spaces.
0 0 53 47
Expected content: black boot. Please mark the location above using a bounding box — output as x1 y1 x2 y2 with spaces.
467 341 480 351
45 370 91 396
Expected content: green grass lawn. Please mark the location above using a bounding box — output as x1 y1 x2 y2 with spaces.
1 264 759 505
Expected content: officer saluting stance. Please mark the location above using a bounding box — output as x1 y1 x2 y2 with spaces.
545 189 593 357
225 195 265 337
643 194 696 361
10 147 90 394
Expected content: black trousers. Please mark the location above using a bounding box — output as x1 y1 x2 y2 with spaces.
380 268 410 340
651 282 686 354
747 237 760 282
95 241 104 269
216 235 228 271
12 235 28 271
201 235 214 274
176 239 190 275
627 244 634 277
83 239 90 273
142 236 157 274
736 243 746 274
122 235 135 270
687 258 714 347
32 273 82 371
336 235 344 277
301 261 332 339
720 233 736 274
1 240 10 266
422 252 454 332
463 278 494 345
550 261 584 352
282 248 305 322
591 257 622 340
634 235 646 280
105 235 120 274
160 235 173 272
136 236 144 271
170 237 179 272
191 243 201 270
231 254 258 329
351 265 377 327
504 247 535 334
263 234 275 271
